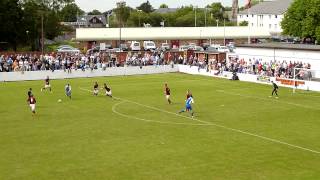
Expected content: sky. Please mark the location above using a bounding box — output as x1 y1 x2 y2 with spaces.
75 0 246 12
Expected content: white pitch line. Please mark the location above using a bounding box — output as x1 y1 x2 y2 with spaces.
79 87 320 155
293 92 320 98
216 89 320 110
112 101 210 126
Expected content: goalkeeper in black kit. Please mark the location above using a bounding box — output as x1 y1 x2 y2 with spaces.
270 81 279 98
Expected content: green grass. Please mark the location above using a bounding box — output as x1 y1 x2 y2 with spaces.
1 73 320 180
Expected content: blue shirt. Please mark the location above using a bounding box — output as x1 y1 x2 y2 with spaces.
186 97 194 106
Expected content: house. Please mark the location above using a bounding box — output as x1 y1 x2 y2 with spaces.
61 15 107 28
237 0 293 35
154 8 178 14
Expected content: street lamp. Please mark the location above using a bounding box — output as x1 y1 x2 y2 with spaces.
26 30 30 50
194 6 197 27
107 13 111 28
223 19 226 45
223 13 228 46
36 11 44 55
137 10 142 27
204 8 209 27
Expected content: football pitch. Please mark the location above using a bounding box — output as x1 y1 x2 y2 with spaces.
1 72 320 179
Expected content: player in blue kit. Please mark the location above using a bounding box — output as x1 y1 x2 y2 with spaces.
65 83 72 99
179 96 194 118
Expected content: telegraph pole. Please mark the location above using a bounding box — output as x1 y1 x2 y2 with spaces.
41 13 44 55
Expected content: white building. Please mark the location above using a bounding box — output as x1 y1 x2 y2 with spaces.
76 26 271 41
237 0 293 35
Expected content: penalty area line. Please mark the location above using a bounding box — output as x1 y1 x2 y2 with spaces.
79 87 320 155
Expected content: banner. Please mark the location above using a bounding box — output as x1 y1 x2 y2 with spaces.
275 77 305 87
257 75 270 83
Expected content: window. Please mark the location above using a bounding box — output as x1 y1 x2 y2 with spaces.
275 15 278 18
246 15 248 17
269 15 271 19
252 14 254 17
240 15 243 18
269 24 272 29
252 23 254 27
274 24 278 29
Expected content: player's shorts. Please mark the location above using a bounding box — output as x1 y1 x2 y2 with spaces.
29 104 35 111
186 105 192 111
66 91 71 96
106 90 112 96
166 95 170 99
93 89 99 94
45 84 51 88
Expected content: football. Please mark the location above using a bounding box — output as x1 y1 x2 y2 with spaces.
58 99 62 103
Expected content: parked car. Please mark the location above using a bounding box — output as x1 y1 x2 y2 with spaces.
207 46 219 51
179 45 190 51
202 43 210 50
112 48 121 52
105 44 112 49
143 41 156 51
161 43 170 50
188 43 196 50
86 46 100 54
57 45 74 50
217 46 229 52
226 42 235 52
226 42 235 47
130 41 141 51
119 44 129 51
195 46 204 51
57 47 80 53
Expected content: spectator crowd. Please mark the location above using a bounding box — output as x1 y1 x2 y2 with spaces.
222 58 312 80
0 52 313 80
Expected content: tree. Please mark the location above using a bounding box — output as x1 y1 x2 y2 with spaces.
113 3 131 27
281 0 320 43
0 0 23 51
88 9 102 15
239 21 248 26
207 2 225 20
159 4 168 8
137 1 154 13
251 0 264 6
33 0 75 10
60 3 84 22
45 11 63 40
21 0 42 50
239 0 264 10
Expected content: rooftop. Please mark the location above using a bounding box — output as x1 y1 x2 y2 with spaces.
77 15 107 25
154 8 178 14
237 43 320 51
239 0 293 15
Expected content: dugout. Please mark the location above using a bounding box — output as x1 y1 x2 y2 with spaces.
194 51 227 63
